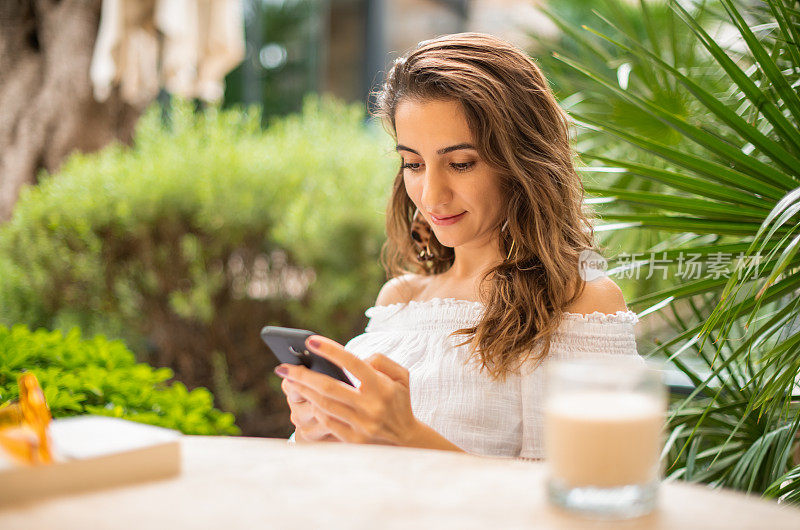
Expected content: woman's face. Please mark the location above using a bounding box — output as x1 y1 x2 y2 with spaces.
394 98 504 251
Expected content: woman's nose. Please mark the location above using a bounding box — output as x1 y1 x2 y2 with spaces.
420 167 452 209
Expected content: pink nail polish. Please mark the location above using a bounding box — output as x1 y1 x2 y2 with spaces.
307 337 321 348
274 365 288 377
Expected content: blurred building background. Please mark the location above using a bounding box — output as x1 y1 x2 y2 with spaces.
224 0 558 119
0 0 558 220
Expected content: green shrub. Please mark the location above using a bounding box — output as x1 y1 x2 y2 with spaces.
0 95 396 436
0 324 238 435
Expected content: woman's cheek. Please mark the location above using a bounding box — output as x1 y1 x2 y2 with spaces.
404 175 422 205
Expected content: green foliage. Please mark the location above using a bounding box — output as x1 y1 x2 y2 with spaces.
529 0 725 303
0 95 396 435
531 0 716 152
660 295 800 499
550 0 800 502
0 324 238 435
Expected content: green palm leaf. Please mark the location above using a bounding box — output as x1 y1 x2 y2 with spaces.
573 112 786 199
574 21 800 179
719 0 800 124
539 0 800 501
586 187 768 219
556 51 799 187
581 154 776 208
670 0 800 152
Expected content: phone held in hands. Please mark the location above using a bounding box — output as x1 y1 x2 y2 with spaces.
260 326 354 386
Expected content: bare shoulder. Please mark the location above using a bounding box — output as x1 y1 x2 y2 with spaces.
374 273 426 306
565 276 628 316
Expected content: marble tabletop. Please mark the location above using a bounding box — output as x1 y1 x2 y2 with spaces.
2 435 800 529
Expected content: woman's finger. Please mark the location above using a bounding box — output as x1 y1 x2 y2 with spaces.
304 403 350 442
297 421 338 442
276 363 361 406
365 353 410 387
288 399 315 426
287 383 307 404
315 410 362 443
290 377 363 427
282 379 307 403
305 335 379 389
298 412 340 442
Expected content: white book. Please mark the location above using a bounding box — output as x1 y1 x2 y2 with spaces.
0 415 181 505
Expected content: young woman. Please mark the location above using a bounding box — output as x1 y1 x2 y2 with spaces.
274 33 641 459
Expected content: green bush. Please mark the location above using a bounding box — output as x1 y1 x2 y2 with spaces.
0 324 238 435
0 95 396 436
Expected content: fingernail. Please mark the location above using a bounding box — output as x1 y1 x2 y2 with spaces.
306 336 321 348
274 365 289 377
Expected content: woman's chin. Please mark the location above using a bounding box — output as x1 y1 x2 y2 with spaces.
431 234 458 248
434 237 465 250
434 230 497 252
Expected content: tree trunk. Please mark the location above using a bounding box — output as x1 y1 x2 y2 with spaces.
0 0 142 221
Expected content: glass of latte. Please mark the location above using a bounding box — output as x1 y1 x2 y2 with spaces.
544 356 666 519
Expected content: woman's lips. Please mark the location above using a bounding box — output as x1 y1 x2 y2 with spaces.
429 211 466 226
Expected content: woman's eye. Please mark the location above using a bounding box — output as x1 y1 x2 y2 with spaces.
401 160 475 172
450 161 476 172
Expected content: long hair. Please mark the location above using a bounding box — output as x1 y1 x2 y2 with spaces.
372 33 597 380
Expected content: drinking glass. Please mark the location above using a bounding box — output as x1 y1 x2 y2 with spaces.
544 356 666 519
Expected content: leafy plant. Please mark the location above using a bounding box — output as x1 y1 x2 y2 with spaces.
528 0 726 303
0 95 395 436
551 0 800 501
659 294 800 500
0 324 238 435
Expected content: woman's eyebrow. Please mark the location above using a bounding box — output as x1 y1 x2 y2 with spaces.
395 143 476 155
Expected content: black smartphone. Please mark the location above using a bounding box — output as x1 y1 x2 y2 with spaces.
260 326 354 386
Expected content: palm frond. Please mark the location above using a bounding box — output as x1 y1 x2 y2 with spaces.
544 0 800 501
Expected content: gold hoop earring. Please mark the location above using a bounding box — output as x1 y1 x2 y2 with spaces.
506 239 516 261
501 219 517 261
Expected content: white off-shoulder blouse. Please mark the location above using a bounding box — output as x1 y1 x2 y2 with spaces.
289 297 642 458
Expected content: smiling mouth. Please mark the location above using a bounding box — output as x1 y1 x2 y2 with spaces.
429 211 467 225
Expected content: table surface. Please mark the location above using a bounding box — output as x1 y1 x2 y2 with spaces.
2 435 800 530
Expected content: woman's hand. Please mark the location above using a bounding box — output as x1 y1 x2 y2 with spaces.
281 378 337 442
274 335 422 446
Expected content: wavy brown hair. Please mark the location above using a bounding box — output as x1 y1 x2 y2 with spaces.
373 33 597 381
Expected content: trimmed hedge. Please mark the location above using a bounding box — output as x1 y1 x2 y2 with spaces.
0 324 238 435
0 96 396 435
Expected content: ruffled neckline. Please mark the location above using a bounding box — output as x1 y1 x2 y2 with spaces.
372 297 484 313
364 297 639 331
